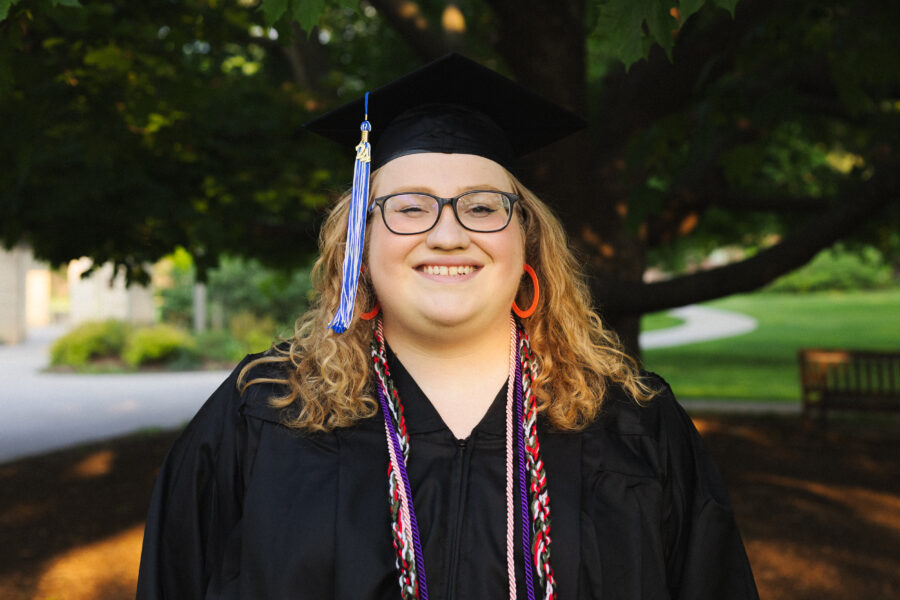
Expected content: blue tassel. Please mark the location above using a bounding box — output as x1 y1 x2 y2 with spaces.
329 92 372 333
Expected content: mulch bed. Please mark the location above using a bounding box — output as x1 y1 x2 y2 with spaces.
1 413 898 600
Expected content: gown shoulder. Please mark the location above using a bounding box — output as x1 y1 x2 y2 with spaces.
571 372 759 599
135 347 289 598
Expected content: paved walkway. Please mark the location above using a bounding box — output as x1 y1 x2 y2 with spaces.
0 306 785 463
0 326 230 463
639 305 758 349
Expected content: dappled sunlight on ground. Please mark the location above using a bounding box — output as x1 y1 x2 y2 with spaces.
1 416 897 599
0 429 179 600
67 449 117 479
691 416 773 446
690 416 716 435
32 524 143 600
749 537 899 600
699 414 900 600
749 473 900 532
0 501 52 527
748 539 844 600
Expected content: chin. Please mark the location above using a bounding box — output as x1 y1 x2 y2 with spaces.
422 305 507 330
421 309 476 328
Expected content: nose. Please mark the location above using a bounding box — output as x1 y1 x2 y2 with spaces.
425 203 470 249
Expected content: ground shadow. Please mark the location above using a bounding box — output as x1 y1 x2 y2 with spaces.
697 413 900 600
1 414 898 600
0 429 180 598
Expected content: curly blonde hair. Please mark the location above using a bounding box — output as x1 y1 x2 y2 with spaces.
239 173 655 432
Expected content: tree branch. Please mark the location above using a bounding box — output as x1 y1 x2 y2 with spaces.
719 194 832 212
592 167 899 315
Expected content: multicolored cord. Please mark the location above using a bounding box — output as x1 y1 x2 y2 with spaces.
520 334 556 598
373 323 426 599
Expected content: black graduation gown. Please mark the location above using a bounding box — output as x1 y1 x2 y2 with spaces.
136 350 759 599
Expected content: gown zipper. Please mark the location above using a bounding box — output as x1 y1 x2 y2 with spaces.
445 437 472 599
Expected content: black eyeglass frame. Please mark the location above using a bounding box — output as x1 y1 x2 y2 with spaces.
367 190 520 235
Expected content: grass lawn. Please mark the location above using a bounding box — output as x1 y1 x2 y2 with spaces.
640 288 900 402
640 311 685 331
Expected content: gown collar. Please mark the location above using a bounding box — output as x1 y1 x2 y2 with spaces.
385 344 509 438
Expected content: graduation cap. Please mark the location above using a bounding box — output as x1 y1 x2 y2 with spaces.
305 53 586 333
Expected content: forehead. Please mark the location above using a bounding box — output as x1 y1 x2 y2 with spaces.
371 153 513 197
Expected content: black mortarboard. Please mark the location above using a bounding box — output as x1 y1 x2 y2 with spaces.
307 53 586 333
305 53 586 172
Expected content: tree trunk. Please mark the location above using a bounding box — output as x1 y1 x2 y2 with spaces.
486 0 646 356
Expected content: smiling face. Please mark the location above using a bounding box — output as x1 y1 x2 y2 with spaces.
367 152 525 340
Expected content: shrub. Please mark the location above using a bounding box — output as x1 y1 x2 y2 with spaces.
229 311 278 355
50 320 132 367
195 329 246 363
156 250 313 331
767 245 894 292
209 256 312 326
122 324 196 367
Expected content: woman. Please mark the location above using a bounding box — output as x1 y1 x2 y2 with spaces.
137 55 758 599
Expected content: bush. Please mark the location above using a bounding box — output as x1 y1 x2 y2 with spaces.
122 324 196 367
767 245 894 292
156 250 313 331
195 329 246 363
229 311 278 355
50 320 132 367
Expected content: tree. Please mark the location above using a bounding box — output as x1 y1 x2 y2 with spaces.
312 0 899 354
2 0 898 354
0 0 358 278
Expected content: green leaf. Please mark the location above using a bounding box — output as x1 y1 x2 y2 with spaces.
598 0 650 70
713 0 739 17
52 0 82 7
0 0 14 21
679 0 706 22
260 0 289 26
646 2 677 61
291 0 327 34
593 0 683 69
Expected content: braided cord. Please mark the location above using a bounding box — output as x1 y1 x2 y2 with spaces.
519 332 556 600
505 316 519 600
372 323 428 599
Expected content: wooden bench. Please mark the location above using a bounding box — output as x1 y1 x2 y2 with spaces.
799 349 900 423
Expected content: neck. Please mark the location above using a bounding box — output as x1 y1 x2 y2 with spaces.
381 314 513 439
382 314 511 371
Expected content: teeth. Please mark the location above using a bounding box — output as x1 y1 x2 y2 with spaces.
422 265 474 276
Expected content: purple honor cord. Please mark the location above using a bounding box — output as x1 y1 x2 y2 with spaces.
515 347 537 600
376 382 430 599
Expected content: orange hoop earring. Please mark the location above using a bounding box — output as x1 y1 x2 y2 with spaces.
360 303 380 320
512 264 539 319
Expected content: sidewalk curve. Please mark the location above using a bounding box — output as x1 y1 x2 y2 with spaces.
640 305 757 349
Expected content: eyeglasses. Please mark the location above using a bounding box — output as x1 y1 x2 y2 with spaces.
368 190 519 235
